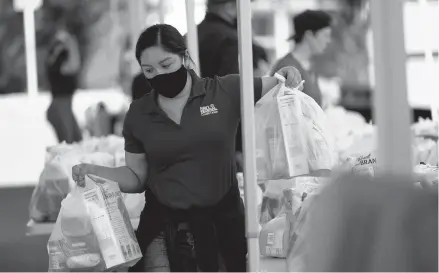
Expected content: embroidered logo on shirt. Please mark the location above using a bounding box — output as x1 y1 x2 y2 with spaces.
200 104 218 116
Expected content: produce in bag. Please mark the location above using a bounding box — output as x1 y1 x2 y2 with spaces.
48 175 142 272
255 75 309 181
259 189 301 258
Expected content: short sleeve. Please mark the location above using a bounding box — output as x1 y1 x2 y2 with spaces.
122 106 145 154
217 74 263 118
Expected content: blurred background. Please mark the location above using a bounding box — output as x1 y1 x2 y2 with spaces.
0 0 437 271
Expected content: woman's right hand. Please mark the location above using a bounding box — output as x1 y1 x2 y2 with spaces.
72 163 92 187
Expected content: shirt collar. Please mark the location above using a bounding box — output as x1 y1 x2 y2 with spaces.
141 69 206 114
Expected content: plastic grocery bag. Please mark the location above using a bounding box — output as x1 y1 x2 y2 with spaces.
30 151 115 222
123 193 145 219
300 94 337 171
285 191 317 272
260 179 296 225
260 189 301 258
29 156 73 222
48 175 142 272
255 76 309 181
259 177 322 225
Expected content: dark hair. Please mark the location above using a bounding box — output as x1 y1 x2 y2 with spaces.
135 24 189 65
291 10 332 44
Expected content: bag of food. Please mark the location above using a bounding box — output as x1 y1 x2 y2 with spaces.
346 150 378 176
285 190 317 272
260 179 296 225
255 76 309 181
29 156 73 222
48 175 142 272
299 95 336 171
259 189 302 258
30 151 116 222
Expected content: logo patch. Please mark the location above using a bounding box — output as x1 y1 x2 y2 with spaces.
200 104 218 116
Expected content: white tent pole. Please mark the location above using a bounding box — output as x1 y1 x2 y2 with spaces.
185 0 200 75
370 0 413 174
159 0 166 24
419 0 436 121
236 0 260 271
23 8 38 97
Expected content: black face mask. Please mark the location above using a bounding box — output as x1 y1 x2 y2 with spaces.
148 66 188 98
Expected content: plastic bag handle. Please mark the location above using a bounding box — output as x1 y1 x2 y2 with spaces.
274 73 286 83
273 73 304 96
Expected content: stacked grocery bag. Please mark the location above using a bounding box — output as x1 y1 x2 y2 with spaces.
254 75 438 271
29 136 145 223
254 75 336 271
27 136 146 271
47 175 142 271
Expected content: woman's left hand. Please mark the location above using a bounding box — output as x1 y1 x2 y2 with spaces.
277 66 304 91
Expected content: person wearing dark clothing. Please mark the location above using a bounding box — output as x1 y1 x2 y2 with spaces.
196 0 240 77
71 24 302 272
196 0 265 171
131 72 152 100
270 10 332 107
46 28 82 144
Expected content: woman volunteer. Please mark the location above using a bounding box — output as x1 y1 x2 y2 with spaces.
72 24 303 272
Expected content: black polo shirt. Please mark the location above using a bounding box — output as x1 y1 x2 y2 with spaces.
122 70 262 209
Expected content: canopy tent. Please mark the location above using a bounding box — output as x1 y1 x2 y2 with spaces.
23 0 416 271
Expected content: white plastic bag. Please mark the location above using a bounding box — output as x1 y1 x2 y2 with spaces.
260 189 298 258
123 193 145 219
48 188 104 271
300 94 336 171
29 156 72 222
48 176 142 272
255 77 309 180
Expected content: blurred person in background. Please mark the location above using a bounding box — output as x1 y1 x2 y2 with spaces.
253 42 269 77
297 174 438 272
45 13 82 144
196 0 269 172
270 10 332 107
